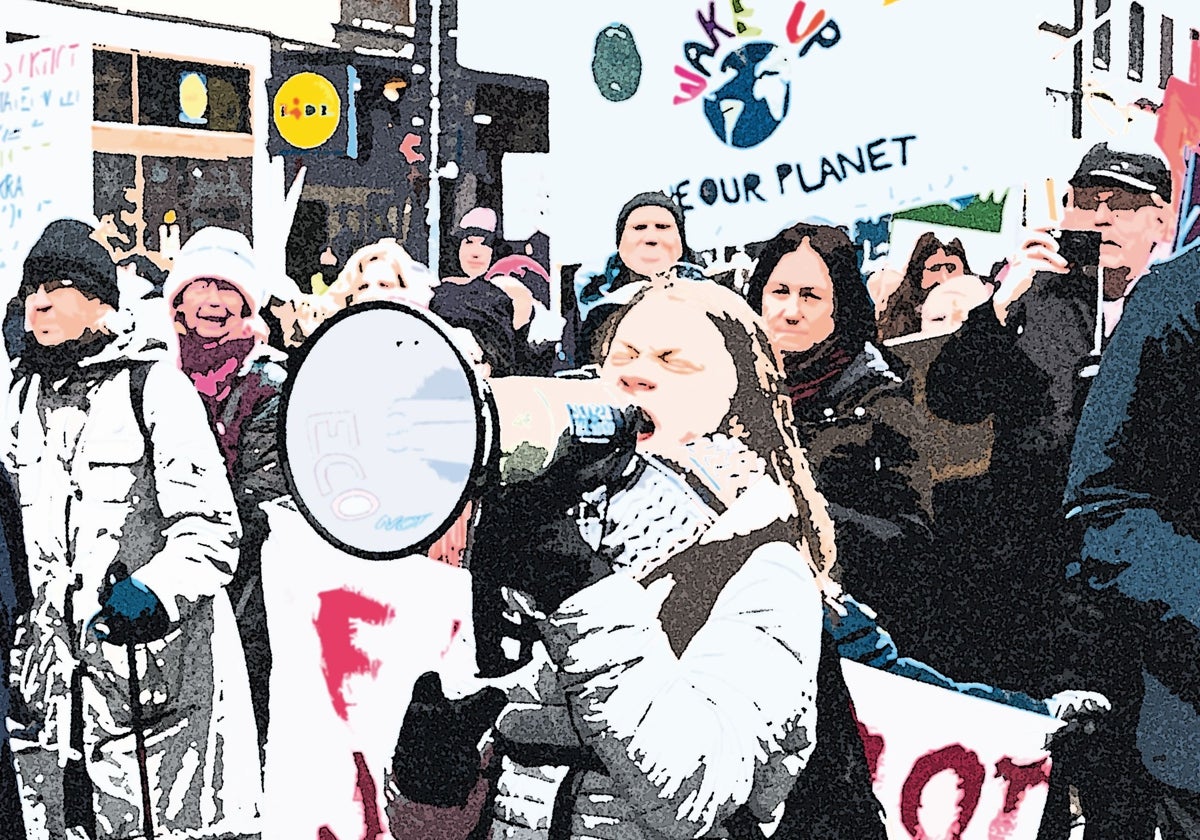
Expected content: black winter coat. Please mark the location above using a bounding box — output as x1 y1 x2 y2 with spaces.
923 274 1098 693
1064 243 1200 795
788 344 934 639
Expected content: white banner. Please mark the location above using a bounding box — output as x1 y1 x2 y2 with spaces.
456 0 1044 264
262 497 1062 840
0 38 93 287
260 499 476 840
843 660 1063 840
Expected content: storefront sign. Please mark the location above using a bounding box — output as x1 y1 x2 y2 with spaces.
274 71 342 149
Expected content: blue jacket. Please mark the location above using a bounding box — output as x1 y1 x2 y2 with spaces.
1063 242 1200 793
827 595 1049 715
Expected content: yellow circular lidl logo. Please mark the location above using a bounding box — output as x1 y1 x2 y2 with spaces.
274 72 341 149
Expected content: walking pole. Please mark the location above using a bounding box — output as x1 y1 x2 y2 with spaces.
125 640 155 840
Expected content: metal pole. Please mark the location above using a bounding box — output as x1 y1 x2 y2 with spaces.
426 0 443 278
126 643 155 840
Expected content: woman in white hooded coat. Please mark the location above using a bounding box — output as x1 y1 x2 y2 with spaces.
4 219 262 840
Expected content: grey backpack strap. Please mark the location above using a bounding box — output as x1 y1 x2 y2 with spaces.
127 362 153 446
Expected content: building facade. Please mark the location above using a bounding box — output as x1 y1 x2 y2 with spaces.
6 0 550 291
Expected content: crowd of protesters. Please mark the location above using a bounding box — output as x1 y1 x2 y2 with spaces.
0 139 1196 839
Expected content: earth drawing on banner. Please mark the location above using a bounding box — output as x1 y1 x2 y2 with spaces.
703 42 791 149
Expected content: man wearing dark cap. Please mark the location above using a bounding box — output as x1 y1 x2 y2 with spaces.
4 219 262 838
998 142 1173 333
916 146 1174 836
928 144 1174 498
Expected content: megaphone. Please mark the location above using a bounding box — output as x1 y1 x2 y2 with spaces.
279 301 631 559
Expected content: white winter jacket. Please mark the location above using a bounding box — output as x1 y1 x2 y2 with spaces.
480 471 823 840
4 328 262 839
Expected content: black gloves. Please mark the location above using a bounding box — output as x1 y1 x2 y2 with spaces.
390 672 507 808
472 405 647 614
532 404 647 503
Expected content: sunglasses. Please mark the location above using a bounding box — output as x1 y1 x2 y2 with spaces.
1073 186 1158 212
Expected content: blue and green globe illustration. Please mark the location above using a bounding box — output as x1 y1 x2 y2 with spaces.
703 42 790 149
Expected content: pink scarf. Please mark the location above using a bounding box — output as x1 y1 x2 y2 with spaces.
178 332 255 407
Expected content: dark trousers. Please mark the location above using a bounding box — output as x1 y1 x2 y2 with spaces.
229 527 272 762
0 740 24 840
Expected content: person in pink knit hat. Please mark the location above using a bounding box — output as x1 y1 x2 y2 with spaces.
430 207 520 376
164 226 289 761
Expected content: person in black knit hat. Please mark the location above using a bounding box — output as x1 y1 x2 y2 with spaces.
5 219 119 359
5 217 262 839
5 218 122 375
23 218 122 309
571 191 699 366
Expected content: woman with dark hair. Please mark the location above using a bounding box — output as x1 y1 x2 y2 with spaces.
746 223 933 626
570 192 699 366
876 232 972 341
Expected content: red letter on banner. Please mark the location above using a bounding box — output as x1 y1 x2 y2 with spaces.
988 757 1052 838
899 744 986 839
849 700 886 783
313 589 396 720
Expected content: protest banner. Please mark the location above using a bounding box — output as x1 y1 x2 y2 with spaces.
259 499 476 840
843 660 1063 840
0 38 92 401
454 0 1043 264
262 493 1061 840
0 38 92 281
456 1 1200 269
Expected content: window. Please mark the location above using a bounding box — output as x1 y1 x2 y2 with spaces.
137 57 251 133
87 49 255 261
94 50 133 123
141 156 253 250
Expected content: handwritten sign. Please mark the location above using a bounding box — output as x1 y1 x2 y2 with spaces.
0 39 93 283
455 0 1041 263
843 661 1062 840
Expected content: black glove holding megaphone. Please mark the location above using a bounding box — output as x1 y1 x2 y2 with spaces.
473 403 649 616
